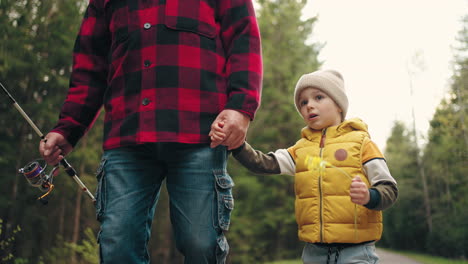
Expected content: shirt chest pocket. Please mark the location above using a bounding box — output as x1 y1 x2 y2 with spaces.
105 0 130 44
165 0 217 38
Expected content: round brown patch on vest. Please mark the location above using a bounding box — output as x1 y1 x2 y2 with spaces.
334 149 348 161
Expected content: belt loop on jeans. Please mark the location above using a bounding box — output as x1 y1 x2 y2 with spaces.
213 145 228 170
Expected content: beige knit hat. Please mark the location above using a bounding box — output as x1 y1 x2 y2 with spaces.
293 69 348 120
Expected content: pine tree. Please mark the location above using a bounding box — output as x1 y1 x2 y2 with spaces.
380 121 427 251
422 14 468 258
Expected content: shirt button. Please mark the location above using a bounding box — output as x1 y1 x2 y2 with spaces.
144 60 151 67
143 23 151 30
142 98 150 106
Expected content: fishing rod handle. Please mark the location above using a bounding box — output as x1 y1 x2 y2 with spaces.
60 159 96 202
2 81 96 203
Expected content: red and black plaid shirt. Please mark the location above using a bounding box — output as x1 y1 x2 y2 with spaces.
52 0 262 150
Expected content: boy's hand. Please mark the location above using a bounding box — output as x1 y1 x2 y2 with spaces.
209 121 226 147
349 176 370 205
209 109 250 149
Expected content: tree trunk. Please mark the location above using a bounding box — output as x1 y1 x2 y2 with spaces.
443 162 453 211
408 67 433 233
0 131 25 258
419 162 432 232
58 194 66 236
455 82 468 149
70 137 87 264
70 188 83 264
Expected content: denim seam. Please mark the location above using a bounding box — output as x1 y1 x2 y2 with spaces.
95 158 107 221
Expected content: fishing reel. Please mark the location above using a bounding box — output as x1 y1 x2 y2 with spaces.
18 159 59 205
2 80 96 203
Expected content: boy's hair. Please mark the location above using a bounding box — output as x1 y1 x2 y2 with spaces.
294 69 348 120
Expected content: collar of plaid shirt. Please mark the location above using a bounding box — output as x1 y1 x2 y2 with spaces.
51 0 263 150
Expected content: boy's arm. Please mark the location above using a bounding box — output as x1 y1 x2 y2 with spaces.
364 159 398 211
362 138 398 211
232 142 296 176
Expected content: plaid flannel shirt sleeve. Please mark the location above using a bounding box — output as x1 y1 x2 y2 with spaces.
51 0 110 147
218 0 262 120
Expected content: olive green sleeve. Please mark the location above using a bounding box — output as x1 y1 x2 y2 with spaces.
232 142 295 176
369 181 399 211
363 158 398 211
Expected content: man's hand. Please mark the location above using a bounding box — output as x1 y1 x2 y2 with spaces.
349 176 370 205
209 109 250 150
39 132 73 165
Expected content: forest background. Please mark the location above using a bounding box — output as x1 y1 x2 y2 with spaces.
0 0 466 263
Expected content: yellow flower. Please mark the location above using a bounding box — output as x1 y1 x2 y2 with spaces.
305 155 331 173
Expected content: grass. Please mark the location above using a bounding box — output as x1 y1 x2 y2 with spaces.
394 250 468 264
264 248 468 264
265 261 301 264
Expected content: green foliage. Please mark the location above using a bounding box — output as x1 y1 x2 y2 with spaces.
0 218 22 262
66 228 99 263
265 260 301 264
380 121 428 251
0 1 98 263
40 228 98 264
228 163 299 263
252 0 321 150
419 15 468 258
381 14 468 260
13 259 30 264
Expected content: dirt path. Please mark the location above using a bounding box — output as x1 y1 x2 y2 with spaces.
377 248 424 264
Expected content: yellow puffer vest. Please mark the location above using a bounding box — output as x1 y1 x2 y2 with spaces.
291 118 382 243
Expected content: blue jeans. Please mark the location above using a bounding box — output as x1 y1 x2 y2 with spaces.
94 143 233 264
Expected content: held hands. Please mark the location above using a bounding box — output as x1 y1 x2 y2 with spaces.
209 121 226 145
209 109 250 150
38 132 73 165
349 176 370 205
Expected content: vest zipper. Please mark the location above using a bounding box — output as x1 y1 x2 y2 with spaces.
319 128 327 242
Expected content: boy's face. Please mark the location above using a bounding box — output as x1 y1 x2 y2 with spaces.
298 87 343 130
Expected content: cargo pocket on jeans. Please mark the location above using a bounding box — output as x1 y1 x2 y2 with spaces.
95 158 107 222
213 169 234 231
215 233 229 264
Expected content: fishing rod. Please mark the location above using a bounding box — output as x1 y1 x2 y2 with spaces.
1 81 96 204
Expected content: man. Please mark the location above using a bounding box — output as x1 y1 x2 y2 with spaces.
39 0 262 263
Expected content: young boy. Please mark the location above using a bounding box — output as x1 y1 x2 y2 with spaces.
210 69 398 264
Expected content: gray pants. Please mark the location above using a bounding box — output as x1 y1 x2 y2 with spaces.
302 241 379 264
